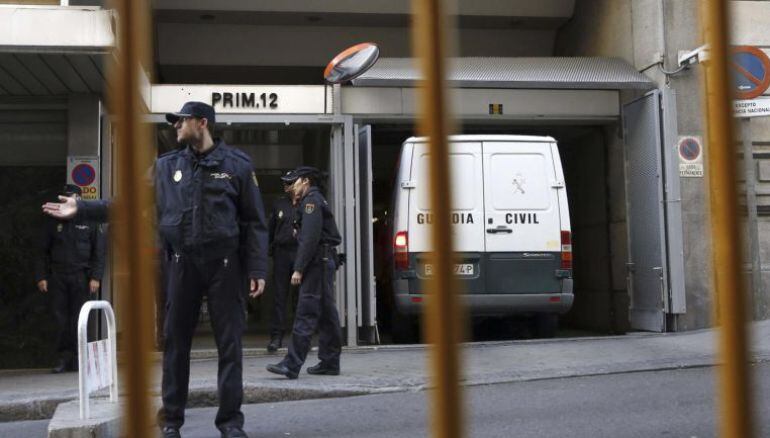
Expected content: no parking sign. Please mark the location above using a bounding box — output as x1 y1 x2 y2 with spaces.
678 136 704 178
67 156 100 200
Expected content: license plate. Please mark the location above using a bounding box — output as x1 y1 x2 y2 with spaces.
424 263 474 276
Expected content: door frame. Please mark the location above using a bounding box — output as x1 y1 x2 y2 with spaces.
146 113 361 346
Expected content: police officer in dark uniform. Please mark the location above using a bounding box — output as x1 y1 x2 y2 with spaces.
266 172 299 352
35 184 106 373
156 102 268 438
266 166 343 379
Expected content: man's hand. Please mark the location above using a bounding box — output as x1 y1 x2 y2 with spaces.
89 279 100 295
291 271 302 286
42 195 78 220
249 278 266 298
37 280 48 293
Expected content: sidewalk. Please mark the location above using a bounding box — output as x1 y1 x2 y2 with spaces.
3 320 770 423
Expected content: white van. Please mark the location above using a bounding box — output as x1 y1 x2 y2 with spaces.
390 135 573 339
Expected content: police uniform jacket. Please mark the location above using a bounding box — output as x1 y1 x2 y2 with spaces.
293 186 342 273
76 199 110 223
155 140 269 279
35 217 106 282
268 196 298 254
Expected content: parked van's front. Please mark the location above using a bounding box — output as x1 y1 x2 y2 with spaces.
390 135 573 340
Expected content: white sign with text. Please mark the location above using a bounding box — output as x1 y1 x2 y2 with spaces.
734 97 770 118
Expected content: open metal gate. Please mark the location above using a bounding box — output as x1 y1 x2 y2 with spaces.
355 125 377 342
623 89 685 332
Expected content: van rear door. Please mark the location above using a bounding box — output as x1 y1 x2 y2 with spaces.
408 140 485 292
482 140 562 294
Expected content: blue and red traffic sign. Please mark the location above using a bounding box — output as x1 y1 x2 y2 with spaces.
731 46 770 100
71 163 96 186
678 137 701 162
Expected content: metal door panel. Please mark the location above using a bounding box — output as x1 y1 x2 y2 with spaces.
623 91 667 332
356 125 377 329
407 141 485 253
660 88 686 314
482 141 561 253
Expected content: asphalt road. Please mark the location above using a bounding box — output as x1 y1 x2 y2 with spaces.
179 362 770 438
2 363 768 438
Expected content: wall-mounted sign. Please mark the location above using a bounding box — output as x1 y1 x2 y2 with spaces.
678 136 704 178
731 46 770 100
67 156 100 200
734 97 770 118
151 85 330 115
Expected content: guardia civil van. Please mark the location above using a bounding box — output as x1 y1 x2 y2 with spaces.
390 135 573 340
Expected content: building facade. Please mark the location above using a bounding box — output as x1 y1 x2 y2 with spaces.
1 0 768 366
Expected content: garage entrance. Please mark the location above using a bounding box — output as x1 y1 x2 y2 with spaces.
147 56 686 348
347 57 683 340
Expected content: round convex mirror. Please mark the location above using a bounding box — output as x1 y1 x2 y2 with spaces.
324 42 380 84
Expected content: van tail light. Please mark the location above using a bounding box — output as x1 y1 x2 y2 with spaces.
394 231 409 270
560 230 572 270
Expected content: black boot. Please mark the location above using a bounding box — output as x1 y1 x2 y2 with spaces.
266 333 283 353
307 362 340 376
160 426 181 438
266 362 298 379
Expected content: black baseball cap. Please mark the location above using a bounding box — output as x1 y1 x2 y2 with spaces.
165 101 216 125
280 170 297 184
284 166 320 183
62 184 82 196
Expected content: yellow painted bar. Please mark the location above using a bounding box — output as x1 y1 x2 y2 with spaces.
700 1 755 437
410 1 465 438
107 0 155 436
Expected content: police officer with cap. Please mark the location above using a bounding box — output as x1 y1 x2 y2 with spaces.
35 184 106 373
266 170 300 352
156 101 268 438
266 166 343 379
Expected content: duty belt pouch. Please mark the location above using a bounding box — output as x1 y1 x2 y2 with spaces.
315 245 340 270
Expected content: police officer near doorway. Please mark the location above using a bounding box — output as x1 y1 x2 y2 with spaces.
266 172 299 352
35 184 106 374
266 166 343 379
156 101 268 438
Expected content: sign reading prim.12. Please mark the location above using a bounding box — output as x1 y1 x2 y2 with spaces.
150 85 329 114
211 91 278 109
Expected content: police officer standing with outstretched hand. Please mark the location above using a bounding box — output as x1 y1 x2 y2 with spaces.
156 101 268 438
35 184 106 374
266 166 343 379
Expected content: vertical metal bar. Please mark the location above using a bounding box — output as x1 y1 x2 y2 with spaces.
343 115 358 346
353 124 364 328
742 118 762 316
331 125 347 332
105 304 118 403
77 303 91 420
701 1 755 437
107 0 155 436
411 1 464 438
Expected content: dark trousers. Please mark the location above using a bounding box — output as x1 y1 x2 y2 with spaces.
284 258 342 372
50 271 89 358
159 253 245 430
270 246 297 337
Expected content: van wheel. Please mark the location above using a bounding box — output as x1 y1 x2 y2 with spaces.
533 314 559 338
392 310 419 344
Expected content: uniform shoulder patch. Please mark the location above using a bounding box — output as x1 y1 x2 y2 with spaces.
305 203 315 214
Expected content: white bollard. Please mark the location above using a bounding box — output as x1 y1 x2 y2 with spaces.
77 300 118 420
